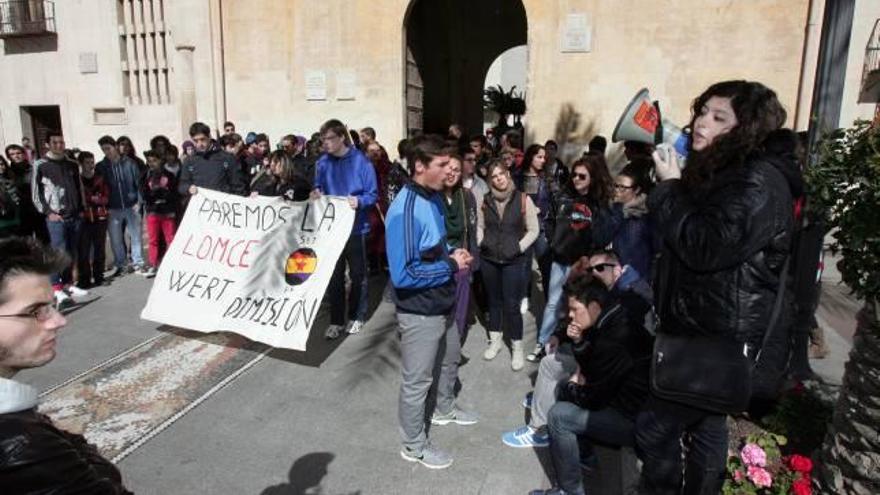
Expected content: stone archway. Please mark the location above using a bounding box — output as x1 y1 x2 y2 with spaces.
403 0 527 137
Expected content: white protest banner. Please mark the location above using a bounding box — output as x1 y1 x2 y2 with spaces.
140 189 354 351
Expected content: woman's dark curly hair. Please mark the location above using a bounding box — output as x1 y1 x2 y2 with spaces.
568 152 613 204
682 80 787 189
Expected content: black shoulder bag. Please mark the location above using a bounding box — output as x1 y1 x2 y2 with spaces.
651 258 790 414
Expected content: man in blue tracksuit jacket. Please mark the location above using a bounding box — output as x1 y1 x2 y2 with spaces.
385 134 476 470
312 119 378 339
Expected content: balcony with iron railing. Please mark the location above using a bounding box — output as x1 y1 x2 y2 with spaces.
859 18 880 103
0 0 55 39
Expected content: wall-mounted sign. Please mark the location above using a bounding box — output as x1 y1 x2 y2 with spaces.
561 13 592 53
336 69 356 101
305 70 327 100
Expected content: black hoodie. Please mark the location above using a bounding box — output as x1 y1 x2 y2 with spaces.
550 188 615 264
32 153 82 218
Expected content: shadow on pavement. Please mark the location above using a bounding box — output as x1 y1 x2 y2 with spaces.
260 452 360 495
59 296 102 316
269 273 393 369
337 299 401 391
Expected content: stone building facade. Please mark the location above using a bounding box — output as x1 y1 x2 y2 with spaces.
0 0 877 158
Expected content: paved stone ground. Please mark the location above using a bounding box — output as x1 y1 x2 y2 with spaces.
18 252 855 494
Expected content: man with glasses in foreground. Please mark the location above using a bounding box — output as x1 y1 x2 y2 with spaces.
0 237 132 493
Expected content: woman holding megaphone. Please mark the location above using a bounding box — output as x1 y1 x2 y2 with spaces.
635 80 802 494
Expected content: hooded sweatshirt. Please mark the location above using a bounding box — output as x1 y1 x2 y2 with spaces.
314 146 378 236
31 152 83 218
550 189 614 264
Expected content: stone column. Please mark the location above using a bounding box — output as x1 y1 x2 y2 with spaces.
176 45 197 138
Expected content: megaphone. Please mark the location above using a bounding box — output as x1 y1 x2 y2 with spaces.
611 88 689 160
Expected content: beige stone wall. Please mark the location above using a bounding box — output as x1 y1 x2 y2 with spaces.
523 0 810 162
0 0 179 154
839 0 880 127
0 0 843 159
221 0 410 146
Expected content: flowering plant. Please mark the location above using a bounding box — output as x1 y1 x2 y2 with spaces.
723 432 813 494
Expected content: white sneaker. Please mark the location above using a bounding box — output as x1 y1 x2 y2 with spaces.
65 285 89 298
346 320 364 334
144 267 157 278
520 297 530 315
54 290 71 306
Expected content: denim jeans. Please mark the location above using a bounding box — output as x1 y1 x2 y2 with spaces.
636 396 728 495
46 217 81 287
397 312 460 453
480 257 527 340
548 402 636 495
328 233 367 326
108 207 144 268
537 262 571 345
533 233 552 297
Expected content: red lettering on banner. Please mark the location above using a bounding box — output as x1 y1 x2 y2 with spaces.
179 234 261 269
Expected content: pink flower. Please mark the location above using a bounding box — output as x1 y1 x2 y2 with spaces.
747 465 773 488
733 470 745 482
741 443 767 467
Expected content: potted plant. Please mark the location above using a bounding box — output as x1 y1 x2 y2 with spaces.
483 84 527 131
805 119 880 494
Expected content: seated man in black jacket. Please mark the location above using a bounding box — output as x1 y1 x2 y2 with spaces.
0 237 131 493
530 276 653 495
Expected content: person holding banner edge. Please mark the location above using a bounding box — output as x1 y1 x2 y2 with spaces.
385 134 476 470
311 119 378 339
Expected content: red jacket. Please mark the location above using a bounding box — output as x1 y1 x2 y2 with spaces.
81 173 110 222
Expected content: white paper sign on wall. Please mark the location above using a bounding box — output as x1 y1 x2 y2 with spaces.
305 70 328 100
561 13 592 53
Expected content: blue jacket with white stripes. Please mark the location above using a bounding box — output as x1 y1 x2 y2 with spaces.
385 182 457 316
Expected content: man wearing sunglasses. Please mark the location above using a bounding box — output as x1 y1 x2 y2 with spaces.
585 251 653 334
0 237 131 493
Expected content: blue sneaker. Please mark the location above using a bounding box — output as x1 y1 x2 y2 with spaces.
502 425 549 448
522 391 533 409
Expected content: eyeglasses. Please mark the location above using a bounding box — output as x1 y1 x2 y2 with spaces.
0 303 59 322
588 263 617 273
573 173 589 180
613 184 635 190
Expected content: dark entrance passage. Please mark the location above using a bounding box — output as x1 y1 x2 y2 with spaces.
21 105 61 158
404 0 526 137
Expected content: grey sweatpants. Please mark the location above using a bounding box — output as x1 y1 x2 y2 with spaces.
532 344 578 429
397 311 461 452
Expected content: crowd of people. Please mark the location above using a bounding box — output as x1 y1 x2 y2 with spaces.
0 79 822 494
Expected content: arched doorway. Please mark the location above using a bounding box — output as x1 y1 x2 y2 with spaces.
403 0 527 137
